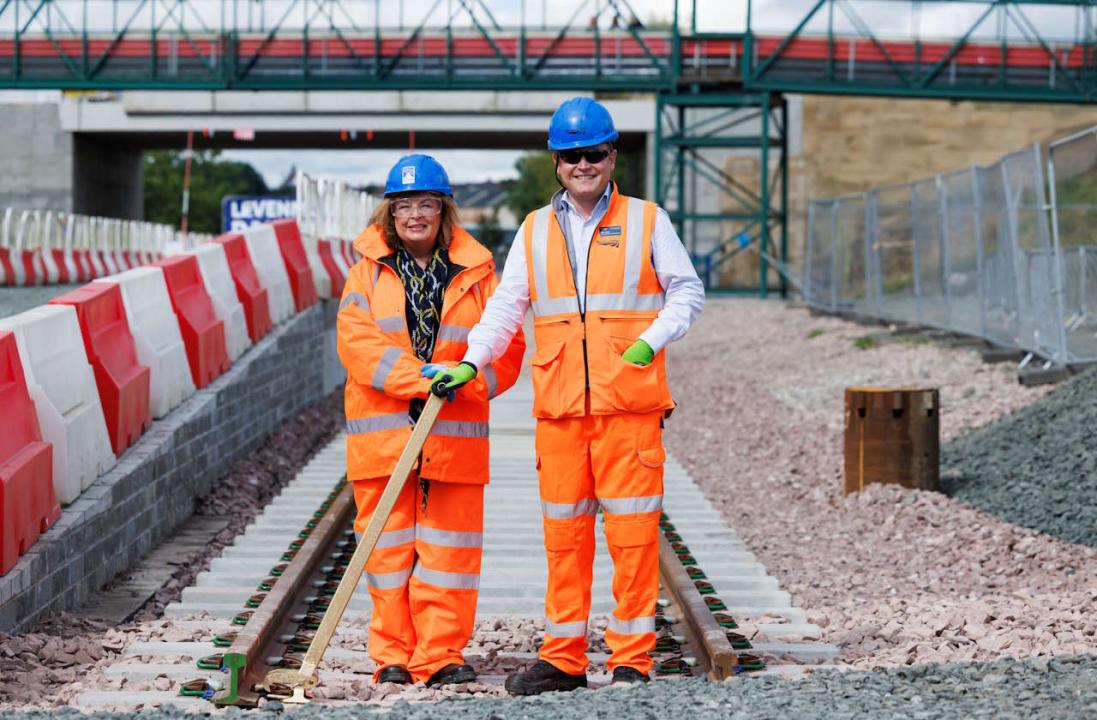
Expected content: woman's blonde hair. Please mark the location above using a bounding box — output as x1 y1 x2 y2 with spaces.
369 193 460 252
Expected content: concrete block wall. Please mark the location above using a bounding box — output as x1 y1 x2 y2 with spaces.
0 300 345 633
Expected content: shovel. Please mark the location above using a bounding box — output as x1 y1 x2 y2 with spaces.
262 391 446 702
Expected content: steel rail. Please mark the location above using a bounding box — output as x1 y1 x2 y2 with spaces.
656 532 739 680
210 480 355 707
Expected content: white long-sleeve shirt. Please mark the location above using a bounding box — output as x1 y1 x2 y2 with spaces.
463 185 705 369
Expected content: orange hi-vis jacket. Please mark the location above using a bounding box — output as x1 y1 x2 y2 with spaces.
523 186 675 419
338 223 525 483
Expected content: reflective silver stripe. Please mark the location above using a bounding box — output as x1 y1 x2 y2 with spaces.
599 495 663 515
416 526 483 548
347 412 409 435
623 197 646 299
367 566 412 590
606 615 656 636
545 619 588 638
371 347 402 391
371 265 382 285
437 324 469 343
413 565 480 590
339 291 370 312
431 420 489 438
585 292 665 312
482 365 498 399
530 207 581 318
541 498 599 520
376 526 416 549
376 315 405 332
531 295 580 317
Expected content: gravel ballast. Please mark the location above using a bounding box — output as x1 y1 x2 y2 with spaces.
0 655 1095 719
941 366 1097 549
661 299 1096 669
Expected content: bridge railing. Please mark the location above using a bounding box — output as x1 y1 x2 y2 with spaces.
804 130 1097 366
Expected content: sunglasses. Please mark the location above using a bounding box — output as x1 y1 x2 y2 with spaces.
557 148 612 165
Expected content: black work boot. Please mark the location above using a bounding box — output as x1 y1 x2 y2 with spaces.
425 663 477 687
505 660 587 695
611 666 651 685
376 665 412 684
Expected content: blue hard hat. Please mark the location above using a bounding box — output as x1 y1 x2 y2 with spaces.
547 97 619 151
384 154 453 197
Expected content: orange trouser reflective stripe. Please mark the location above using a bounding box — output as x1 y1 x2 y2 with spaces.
535 410 664 675
352 474 484 683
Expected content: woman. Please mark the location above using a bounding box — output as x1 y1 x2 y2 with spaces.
336 154 525 687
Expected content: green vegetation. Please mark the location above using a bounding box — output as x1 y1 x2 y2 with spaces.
807 328 826 339
144 150 285 234
853 335 879 350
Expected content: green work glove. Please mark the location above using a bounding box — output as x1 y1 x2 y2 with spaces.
430 361 477 397
621 339 654 367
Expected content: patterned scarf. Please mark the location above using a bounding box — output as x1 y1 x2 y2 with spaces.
394 244 449 362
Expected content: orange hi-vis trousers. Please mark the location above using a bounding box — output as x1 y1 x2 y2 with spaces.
352 473 484 683
535 410 665 675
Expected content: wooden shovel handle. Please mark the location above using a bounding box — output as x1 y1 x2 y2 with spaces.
298 393 445 679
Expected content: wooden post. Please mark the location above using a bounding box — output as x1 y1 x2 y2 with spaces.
843 387 939 495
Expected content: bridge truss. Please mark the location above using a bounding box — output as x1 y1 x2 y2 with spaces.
2 0 1096 291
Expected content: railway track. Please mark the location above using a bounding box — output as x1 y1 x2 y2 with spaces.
77 378 836 709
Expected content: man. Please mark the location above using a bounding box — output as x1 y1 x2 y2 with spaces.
432 96 705 693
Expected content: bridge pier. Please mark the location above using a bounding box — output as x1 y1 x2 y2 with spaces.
0 101 143 220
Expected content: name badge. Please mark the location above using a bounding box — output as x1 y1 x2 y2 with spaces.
599 226 622 237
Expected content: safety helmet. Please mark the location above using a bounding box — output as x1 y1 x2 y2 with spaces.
384 153 453 197
547 97 619 151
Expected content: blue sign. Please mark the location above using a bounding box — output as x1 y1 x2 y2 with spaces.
222 195 297 232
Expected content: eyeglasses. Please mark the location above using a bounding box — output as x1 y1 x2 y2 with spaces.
391 199 442 218
557 148 612 165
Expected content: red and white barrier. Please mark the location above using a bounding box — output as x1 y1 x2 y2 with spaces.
240 224 295 325
0 305 116 504
186 244 252 363
98 267 195 418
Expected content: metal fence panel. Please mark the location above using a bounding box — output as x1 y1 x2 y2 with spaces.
871 183 917 325
1049 130 1097 362
804 199 837 310
938 167 983 338
834 195 868 313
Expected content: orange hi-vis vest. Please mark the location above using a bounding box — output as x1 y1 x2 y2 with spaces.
523 186 675 419
338 223 525 483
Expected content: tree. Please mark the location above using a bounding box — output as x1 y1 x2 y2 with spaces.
143 149 270 234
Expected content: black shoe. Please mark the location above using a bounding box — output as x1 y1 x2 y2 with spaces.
376 665 412 684
505 660 587 696
425 663 477 687
611 666 651 685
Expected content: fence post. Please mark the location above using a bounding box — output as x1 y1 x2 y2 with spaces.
1081 246 1089 320
804 201 816 304
970 166 988 340
862 192 873 314
910 183 923 325
936 174 953 327
1043 142 1071 364
829 200 840 312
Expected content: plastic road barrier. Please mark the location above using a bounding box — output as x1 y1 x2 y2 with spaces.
186 244 252 363
156 255 230 389
98 268 196 418
215 233 273 344
0 306 116 504
316 240 346 298
0 330 60 575
241 224 296 325
271 219 319 311
49 284 152 456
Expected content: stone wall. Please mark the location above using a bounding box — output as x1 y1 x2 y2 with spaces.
0 301 344 633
